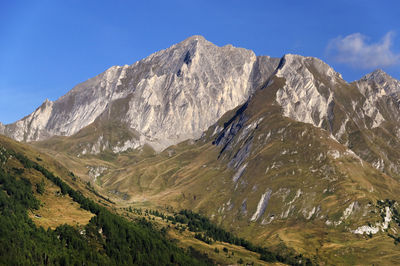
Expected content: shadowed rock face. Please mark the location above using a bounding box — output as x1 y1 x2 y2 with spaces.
0 35 279 151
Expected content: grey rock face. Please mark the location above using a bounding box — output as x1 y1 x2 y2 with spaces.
352 69 400 129
2 36 279 151
272 55 400 177
275 54 342 129
273 55 400 135
359 69 400 96
210 51 400 181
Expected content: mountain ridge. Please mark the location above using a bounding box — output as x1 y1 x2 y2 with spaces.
2 36 399 156
0 35 280 152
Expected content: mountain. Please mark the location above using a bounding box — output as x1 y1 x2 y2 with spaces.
4 36 400 264
35 53 400 264
359 69 400 96
271 55 400 180
94 56 400 264
0 36 279 152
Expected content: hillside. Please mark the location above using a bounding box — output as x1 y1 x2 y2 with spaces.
32 54 400 264
4 36 400 264
0 135 308 265
0 135 211 265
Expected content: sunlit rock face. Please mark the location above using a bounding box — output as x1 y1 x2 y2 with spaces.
275 54 342 128
4 35 400 159
1 36 279 151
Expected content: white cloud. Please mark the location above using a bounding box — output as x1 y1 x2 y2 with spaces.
326 32 400 69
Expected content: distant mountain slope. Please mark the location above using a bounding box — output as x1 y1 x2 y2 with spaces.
32 49 400 182
261 54 400 180
0 36 279 151
31 55 400 265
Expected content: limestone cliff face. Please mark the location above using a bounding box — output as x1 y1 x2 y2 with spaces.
1 36 279 151
213 53 400 180
273 54 398 134
357 69 400 96
3 35 400 162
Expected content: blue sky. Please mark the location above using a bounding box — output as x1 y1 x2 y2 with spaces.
1 0 400 123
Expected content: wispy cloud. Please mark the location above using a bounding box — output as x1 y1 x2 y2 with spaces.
326 32 400 69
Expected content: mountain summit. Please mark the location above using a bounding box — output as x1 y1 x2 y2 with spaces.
0 36 279 151
2 36 400 162
358 69 400 96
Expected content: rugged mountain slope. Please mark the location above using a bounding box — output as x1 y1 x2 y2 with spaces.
351 70 400 176
1 36 279 152
31 54 400 264
268 54 400 180
5 35 400 264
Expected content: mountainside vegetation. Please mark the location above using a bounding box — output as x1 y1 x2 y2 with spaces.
1 135 310 265
0 141 208 265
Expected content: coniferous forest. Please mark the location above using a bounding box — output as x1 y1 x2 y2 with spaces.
0 149 208 265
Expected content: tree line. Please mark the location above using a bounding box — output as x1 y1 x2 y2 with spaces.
147 209 313 265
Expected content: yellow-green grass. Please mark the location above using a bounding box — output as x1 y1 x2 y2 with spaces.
28 175 94 229
0 135 107 228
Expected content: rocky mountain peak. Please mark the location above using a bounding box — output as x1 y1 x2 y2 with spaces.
10 36 400 160
359 69 400 95
42 98 53 107
1 36 279 153
275 54 344 129
277 54 343 82
272 54 400 179
364 69 389 80
179 35 207 46
353 69 400 104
